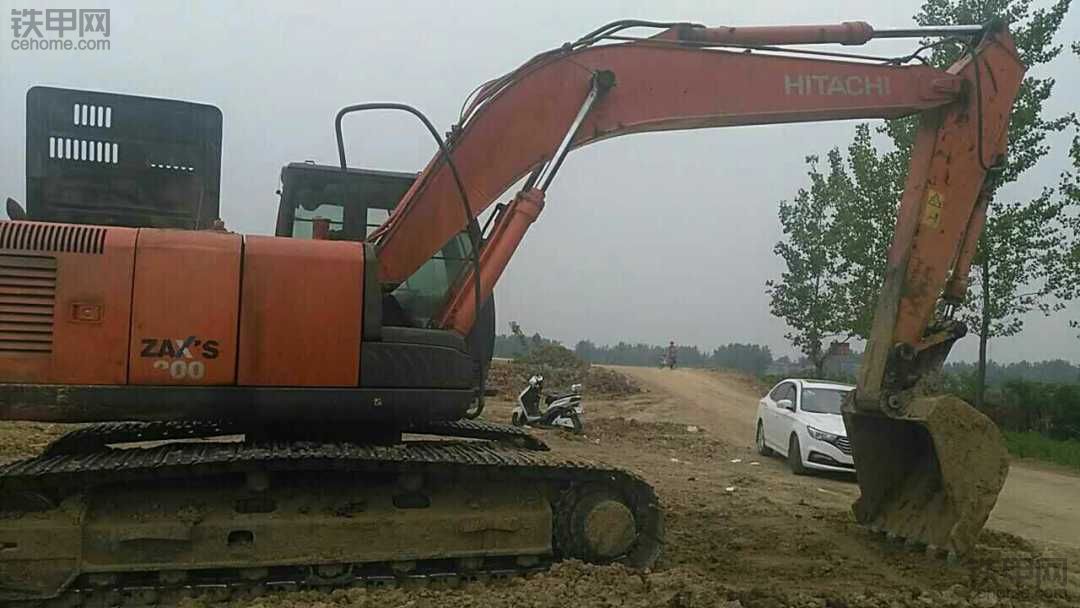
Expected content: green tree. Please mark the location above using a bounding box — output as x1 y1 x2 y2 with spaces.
1062 118 1080 336
574 339 598 362
1062 39 1080 336
832 124 905 340
711 343 774 375
781 0 1075 406
766 152 853 375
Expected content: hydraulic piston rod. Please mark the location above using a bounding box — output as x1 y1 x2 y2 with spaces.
672 21 987 47
437 72 614 334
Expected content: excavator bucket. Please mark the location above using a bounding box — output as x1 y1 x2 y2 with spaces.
843 395 1009 557
840 24 1023 559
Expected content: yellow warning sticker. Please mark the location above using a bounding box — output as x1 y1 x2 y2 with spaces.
922 189 943 228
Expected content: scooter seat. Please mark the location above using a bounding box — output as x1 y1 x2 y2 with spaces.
545 391 578 404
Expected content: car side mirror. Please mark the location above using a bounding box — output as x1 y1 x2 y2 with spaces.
777 399 795 411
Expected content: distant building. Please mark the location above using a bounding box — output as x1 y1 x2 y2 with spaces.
823 341 860 379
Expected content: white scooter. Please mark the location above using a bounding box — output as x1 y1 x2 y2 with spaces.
510 375 584 434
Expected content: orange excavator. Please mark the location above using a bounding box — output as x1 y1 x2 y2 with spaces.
0 17 1023 604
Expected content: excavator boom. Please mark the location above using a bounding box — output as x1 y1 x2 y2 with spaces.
375 31 970 285
373 20 1024 556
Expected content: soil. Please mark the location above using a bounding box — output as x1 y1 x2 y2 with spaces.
1 366 1076 607
486 357 641 399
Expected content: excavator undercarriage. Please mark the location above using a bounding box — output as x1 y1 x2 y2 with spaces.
0 422 662 606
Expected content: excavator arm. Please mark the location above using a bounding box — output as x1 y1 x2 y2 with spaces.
369 19 1024 557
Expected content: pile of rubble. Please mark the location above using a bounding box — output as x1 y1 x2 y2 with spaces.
487 344 641 398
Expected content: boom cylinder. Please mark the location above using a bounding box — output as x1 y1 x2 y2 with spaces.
437 188 545 334
676 21 875 46
672 22 987 47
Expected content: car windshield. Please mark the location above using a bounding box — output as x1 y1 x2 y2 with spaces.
800 388 849 414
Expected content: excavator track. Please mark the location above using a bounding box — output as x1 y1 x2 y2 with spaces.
0 437 663 606
41 419 549 455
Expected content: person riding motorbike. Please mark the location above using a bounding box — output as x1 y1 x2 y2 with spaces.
665 341 678 369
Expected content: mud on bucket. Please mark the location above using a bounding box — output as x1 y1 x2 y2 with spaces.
842 395 1009 557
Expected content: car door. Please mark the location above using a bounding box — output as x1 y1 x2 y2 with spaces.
765 382 795 449
773 383 800 454
777 382 803 453
759 383 780 446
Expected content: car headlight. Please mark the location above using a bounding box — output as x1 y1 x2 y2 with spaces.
807 426 839 443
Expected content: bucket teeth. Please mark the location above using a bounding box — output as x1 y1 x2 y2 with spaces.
843 395 1009 558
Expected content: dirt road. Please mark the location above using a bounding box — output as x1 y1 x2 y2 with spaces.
0 364 1076 607
611 365 1080 551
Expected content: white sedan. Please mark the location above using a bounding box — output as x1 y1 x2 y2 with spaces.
754 378 855 474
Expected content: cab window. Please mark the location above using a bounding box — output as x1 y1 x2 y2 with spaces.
366 209 389 238
293 202 344 239
390 231 472 327
289 181 366 241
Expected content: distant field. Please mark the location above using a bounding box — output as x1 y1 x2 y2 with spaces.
1004 431 1080 470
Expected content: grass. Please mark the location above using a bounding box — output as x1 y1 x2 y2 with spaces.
1003 431 1080 471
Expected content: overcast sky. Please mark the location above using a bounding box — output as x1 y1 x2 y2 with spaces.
2 0 1078 363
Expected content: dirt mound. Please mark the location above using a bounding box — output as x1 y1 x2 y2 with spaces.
193 562 734 608
583 366 643 396
0 422 69 464
515 343 587 370
487 357 642 399
585 417 733 461
192 554 1075 608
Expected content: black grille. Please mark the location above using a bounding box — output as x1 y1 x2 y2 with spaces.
0 221 105 254
26 86 223 229
0 255 56 355
834 436 852 455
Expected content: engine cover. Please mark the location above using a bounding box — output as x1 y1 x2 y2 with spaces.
0 221 366 388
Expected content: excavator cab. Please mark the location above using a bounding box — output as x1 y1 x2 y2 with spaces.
273 161 484 331
272 160 495 406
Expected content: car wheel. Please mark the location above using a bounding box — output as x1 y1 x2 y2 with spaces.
788 434 807 475
756 421 773 456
